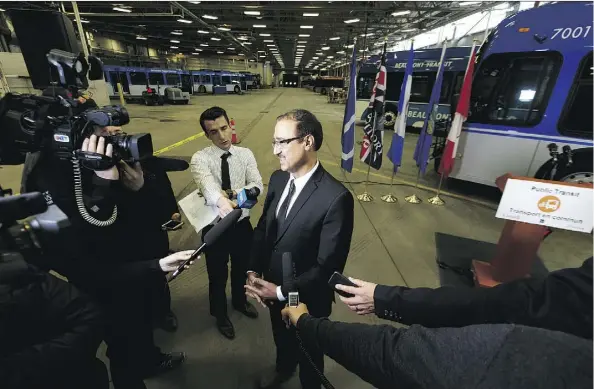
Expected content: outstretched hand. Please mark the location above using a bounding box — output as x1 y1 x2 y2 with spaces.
159 250 196 273
336 277 377 315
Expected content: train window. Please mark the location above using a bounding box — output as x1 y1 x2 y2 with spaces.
129 72 147 85
222 76 231 84
385 72 404 102
468 52 562 126
166 73 179 85
357 73 375 99
410 72 436 103
558 52 593 138
149 72 163 84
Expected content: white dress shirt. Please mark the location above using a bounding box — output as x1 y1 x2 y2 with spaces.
273 160 320 301
190 144 263 221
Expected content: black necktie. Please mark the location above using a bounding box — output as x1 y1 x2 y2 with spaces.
277 180 296 232
221 152 231 191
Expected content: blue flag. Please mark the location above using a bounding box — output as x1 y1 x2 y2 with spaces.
387 42 414 172
414 43 447 175
341 43 358 173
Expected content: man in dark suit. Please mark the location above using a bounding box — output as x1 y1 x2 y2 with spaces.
245 109 355 389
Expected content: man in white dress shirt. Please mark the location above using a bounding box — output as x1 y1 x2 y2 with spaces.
191 106 263 339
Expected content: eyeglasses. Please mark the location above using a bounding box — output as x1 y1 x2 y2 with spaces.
271 136 304 149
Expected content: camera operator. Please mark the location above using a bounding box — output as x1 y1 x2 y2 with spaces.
281 303 592 389
0 252 108 389
335 256 593 339
22 125 194 388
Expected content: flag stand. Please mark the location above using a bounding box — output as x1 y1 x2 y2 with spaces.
356 164 373 202
404 168 423 204
427 172 446 205
380 170 398 203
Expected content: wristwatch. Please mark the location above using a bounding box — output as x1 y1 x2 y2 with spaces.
225 189 234 199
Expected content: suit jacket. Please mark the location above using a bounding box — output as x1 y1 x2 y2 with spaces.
374 257 593 339
250 164 354 315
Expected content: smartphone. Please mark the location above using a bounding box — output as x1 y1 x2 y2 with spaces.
328 271 357 298
162 219 184 231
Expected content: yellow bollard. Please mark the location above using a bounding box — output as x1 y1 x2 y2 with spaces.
116 82 126 106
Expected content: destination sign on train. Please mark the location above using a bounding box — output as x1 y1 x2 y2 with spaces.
496 179 593 233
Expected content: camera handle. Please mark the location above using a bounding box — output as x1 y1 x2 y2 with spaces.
74 150 118 171
71 157 118 227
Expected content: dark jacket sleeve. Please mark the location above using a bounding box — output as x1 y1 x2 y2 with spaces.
0 273 105 389
288 190 354 295
295 314 516 389
249 172 278 274
374 257 593 339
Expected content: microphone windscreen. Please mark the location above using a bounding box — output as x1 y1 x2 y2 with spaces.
203 209 241 246
144 156 189 172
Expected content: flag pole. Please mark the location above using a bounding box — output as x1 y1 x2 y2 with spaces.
380 170 398 203
404 166 423 204
357 113 376 203
427 172 446 205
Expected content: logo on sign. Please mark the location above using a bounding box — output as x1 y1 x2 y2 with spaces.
538 196 561 213
54 134 70 143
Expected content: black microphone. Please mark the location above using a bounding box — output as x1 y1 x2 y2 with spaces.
282 252 299 307
144 156 190 172
167 208 242 282
237 186 261 209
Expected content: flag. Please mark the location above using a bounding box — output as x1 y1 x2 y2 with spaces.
413 42 447 175
341 42 358 173
387 42 414 172
360 42 387 170
439 43 477 177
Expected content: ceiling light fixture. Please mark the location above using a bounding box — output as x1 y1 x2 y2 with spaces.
267 44 276 47
336 50 345 54
200 43 209 46
177 18 193 24
303 13 319 17
244 42 252 45
244 11 261 15
299 34 310 37
459 1 481 5
136 36 147 40
171 31 183 35
217 51 224 54
329 37 340 40
170 39 180 43
391 10 411 16
259 33 271 36
188 1 201 4
254 24 267 28
197 30 209 34
321 46 330 50
263 39 274 42
239 53 245 56
218 27 231 31
194 48 203 51
170 46 179 49
400 28 416 32
203 14 218 20
344 18 359 23
300 25 314 29
211 37 221 41
297 41 308 44
113 7 131 13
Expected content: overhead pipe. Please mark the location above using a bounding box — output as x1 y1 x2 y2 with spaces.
170 1 250 56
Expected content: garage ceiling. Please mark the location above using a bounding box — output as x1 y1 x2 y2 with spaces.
3 1 500 70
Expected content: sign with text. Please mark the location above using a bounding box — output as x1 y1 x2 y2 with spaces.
496 179 593 233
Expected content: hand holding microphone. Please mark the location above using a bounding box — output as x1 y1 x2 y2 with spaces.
159 250 197 272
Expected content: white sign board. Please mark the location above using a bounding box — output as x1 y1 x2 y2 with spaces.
178 189 218 234
496 179 593 233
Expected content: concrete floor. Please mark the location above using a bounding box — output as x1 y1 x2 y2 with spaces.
2 88 591 388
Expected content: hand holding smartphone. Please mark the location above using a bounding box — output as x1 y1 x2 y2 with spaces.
328 271 357 298
162 219 184 231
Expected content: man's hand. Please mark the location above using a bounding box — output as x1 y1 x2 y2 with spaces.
120 161 145 191
245 277 278 302
216 196 236 218
336 277 378 315
281 303 309 327
245 272 266 308
82 135 119 180
158 250 196 272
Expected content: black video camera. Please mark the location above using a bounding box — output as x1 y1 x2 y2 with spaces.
0 49 152 169
0 186 70 266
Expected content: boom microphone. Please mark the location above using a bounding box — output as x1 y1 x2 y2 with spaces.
237 187 260 209
167 208 242 282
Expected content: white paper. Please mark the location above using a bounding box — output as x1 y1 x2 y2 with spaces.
178 189 219 234
496 179 593 233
